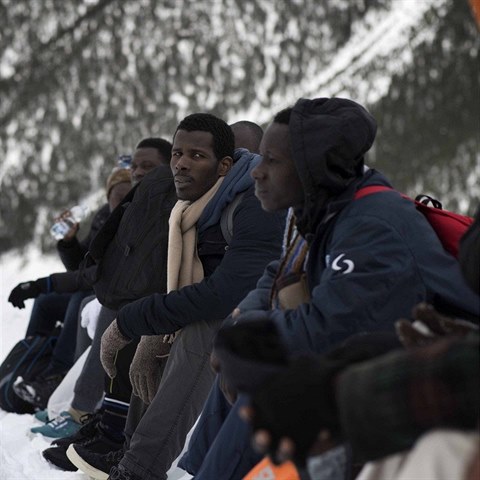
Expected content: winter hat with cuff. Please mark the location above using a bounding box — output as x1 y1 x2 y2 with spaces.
106 168 132 199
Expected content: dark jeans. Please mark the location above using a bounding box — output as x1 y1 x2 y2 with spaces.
179 379 261 480
72 306 117 413
26 291 92 373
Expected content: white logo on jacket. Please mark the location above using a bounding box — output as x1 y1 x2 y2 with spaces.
331 253 355 274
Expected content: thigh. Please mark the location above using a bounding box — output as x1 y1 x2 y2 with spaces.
26 292 72 336
178 375 233 474
194 394 262 480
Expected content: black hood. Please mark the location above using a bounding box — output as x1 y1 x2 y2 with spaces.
289 97 377 235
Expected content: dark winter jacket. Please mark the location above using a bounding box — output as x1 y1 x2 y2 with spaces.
116 150 286 339
238 98 479 354
89 165 177 309
47 166 176 298
56 203 110 271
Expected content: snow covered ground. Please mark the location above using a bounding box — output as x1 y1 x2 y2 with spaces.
0 249 191 480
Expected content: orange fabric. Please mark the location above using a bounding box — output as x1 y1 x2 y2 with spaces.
243 457 300 480
470 0 480 27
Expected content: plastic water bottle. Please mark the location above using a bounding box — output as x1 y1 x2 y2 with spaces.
117 154 132 169
50 205 89 240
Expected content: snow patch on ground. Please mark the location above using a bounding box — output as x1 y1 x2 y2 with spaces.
0 250 191 479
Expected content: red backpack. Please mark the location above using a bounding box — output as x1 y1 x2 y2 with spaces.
354 186 473 258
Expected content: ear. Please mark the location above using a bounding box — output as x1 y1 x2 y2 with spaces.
218 156 233 176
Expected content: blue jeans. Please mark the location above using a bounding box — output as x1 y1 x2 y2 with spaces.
179 376 261 480
26 291 92 373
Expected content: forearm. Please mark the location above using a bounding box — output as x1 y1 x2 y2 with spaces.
50 270 93 294
57 237 85 270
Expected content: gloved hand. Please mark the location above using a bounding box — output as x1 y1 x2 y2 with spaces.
80 298 103 340
396 302 478 349
8 277 50 309
246 332 404 467
212 317 289 394
100 319 132 378
129 336 171 404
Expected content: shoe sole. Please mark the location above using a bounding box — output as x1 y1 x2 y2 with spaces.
42 447 78 472
66 444 110 480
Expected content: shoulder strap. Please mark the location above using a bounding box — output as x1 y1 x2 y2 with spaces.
354 185 394 200
220 191 246 245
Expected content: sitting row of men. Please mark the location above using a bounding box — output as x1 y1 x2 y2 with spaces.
7 97 479 480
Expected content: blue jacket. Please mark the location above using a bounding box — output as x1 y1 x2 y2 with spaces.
240 168 480 354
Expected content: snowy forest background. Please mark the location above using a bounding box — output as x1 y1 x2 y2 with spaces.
0 0 479 254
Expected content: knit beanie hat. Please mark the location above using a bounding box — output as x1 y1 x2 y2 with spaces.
106 168 132 199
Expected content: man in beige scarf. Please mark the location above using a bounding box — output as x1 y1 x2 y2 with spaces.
77 113 285 480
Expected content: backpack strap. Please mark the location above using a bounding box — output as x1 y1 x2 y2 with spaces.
354 185 394 200
220 191 246 245
354 186 437 206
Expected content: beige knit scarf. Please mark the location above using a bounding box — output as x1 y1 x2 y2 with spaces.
163 177 224 343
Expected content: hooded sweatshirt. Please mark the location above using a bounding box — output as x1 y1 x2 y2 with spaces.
238 97 479 354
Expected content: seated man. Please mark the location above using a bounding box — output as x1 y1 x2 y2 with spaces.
65 114 285 480
33 137 175 450
8 167 132 409
178 97 480 480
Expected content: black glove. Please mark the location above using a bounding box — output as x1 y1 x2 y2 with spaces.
213 317 289 394
8 278 50 309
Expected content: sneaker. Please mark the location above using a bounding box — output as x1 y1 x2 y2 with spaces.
42 422 123 472
66 445 124 480
34 409 50 423
42 445 78 472
108 464 141 480
52 412 101 447
13 373 64 409
31 411 81 439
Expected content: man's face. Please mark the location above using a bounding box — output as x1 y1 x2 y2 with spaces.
171 129 232 201
131 147 166 185
251 123 304 212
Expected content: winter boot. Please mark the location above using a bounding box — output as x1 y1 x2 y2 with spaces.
42 417 123 472
66 445 124 480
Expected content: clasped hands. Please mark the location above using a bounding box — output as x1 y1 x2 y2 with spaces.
100 320 171 404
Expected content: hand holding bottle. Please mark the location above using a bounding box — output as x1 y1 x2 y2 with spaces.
50 205 88 241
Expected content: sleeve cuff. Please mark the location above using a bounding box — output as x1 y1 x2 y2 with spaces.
116 316 133 340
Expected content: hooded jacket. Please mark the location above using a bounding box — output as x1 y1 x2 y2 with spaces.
238 97 479 354
290 97 376 237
